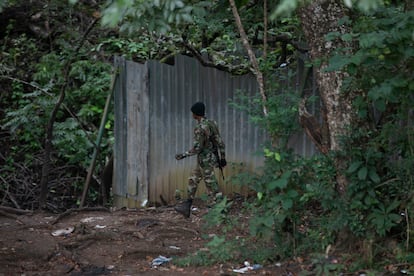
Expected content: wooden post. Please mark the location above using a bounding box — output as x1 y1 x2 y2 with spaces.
80 71 117 207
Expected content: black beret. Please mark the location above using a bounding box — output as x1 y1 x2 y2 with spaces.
191 102 205 116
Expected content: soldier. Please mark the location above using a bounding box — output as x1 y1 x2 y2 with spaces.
174 102 226 218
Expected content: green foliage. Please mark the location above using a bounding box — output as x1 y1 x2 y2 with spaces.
326 7 413 116
367 201 401 237
323 5 414 244
174 235 240 266
299 253 345 276
235 148 312 256
3 47 112 168
203 197 234 231
175 198 241 266
100 0 302 76
1 1 115 209
93 37 158 62
101 0 210 34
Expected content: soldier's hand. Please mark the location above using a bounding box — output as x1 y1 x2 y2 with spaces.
175 153 185 160
219 158 227 167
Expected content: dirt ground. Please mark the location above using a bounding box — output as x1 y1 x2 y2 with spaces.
0 199 302 276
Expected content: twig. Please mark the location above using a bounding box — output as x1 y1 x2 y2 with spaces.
6 192 21 209
405 208 409 252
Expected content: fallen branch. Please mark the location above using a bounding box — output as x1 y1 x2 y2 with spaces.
51 206 110 225
0 205 33 215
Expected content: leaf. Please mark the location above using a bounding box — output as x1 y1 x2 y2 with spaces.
341 33 353 42
386 200 400 213
275 152 281 161
368 169 380 183
347 161 363 173
282 198 293 210
358 167 368 180
268 177 288 190
349 51 365 65
388 213 402 223
359 32 386 48
269 171 292 190
326 54 349 71
264 148 272 157
287 189 299 198
325 31 341 41
275 213 287 223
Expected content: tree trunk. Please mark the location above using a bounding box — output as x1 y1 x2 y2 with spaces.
299 0 354 193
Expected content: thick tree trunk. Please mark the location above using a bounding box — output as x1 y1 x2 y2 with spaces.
299 0 353 193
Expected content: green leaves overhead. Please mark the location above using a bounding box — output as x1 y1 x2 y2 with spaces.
101 0 210 33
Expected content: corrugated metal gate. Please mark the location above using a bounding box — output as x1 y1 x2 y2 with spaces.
113 55 317 208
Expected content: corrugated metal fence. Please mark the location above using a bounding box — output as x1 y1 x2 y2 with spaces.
113 55 317 208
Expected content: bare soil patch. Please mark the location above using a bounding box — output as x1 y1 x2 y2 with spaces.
0 199 300 275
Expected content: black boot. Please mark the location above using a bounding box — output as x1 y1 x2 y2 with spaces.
174 199 192 218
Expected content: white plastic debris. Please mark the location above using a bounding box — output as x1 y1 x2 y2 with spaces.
151 255 172 267
81 217 104 223
233 267 250 273
233 262 263 273
95 225 107 229
51 227 75 237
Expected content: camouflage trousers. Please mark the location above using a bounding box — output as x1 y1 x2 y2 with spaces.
187 158 219 202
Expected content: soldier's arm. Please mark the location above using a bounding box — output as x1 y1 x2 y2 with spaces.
183 127 206 157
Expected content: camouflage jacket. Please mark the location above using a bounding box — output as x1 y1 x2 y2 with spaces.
186 117 225 166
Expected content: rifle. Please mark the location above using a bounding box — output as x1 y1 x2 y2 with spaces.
213 148 225 180
209 120 225 180
211 138 225 180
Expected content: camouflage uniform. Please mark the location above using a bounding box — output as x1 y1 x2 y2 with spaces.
183 117 225 201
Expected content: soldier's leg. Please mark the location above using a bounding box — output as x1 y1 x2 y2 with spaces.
175 166 202 218
202 164 221 205
187 166 202 200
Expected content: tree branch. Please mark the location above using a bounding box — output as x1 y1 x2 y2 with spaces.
229 0 268 117
181 40 249 75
